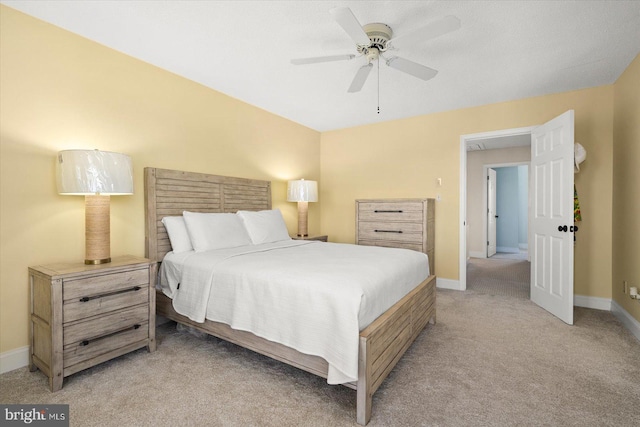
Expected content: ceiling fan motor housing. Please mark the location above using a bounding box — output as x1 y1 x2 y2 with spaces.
358 23 393 54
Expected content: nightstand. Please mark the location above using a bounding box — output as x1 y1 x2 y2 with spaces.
29 255 156 391
292 235 328 242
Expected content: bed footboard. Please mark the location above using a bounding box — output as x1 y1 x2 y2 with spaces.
156 274 436 426
357 274 436 425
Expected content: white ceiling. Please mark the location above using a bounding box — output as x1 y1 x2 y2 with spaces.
3 1 639 132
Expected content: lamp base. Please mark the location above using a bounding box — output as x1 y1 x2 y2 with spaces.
85 195 111 264
85 258 111 265
297 201 309 237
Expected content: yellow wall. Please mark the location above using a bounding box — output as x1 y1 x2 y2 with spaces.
1 6 637 357
612 54 640 321
0 6 320 353
321 86 614 297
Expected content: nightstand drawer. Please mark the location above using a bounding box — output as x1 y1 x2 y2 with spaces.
29 256 156 392
64 304 149 346
63 284 149 323
358 221 423 243
63 321 149 369
63 268 149 301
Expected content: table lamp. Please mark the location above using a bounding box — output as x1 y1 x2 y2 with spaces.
287 179 318 237
56 149 133 264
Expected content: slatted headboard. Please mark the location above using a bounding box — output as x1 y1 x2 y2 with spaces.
144 167 272 262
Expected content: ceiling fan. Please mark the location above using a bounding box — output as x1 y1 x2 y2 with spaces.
291 7 461 93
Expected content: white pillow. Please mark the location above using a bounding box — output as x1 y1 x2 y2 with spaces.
161 216 193 253
237 209 291 245
183 211 252 252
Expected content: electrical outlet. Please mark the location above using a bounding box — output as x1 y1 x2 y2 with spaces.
623 280 628 294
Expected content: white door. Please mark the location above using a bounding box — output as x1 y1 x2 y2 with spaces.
487 168 497 257
530 110 574 325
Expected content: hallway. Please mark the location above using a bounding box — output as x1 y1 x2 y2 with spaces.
466 257 530 299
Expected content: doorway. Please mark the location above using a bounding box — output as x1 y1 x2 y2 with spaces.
487 164 529 260
463 135 532 298
459 111 576 324
459 126 535 291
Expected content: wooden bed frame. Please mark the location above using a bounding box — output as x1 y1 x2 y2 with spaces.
144 167 436 425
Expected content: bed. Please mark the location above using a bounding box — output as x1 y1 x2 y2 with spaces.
144 167 436 425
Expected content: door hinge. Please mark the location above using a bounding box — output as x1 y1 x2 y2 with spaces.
487 241 489 246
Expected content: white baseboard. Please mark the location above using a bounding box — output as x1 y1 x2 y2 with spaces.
0 345 29 374
611 300 640 342
574 295 612 311
468 251 486 259
436 277 463 291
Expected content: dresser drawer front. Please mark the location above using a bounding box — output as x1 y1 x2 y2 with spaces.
358 202 423 221
64 285 149 323
63 321 149 369
358 240 424 252
63 269 149 301
358 221 423 243
64 304 149 346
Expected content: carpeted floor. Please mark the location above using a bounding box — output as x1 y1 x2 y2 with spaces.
1 290 638 426
467 257 531 299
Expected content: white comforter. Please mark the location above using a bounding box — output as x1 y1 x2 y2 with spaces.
159 240 429 384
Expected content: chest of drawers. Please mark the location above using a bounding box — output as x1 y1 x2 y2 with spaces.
28 255 156 391
356 198 435 275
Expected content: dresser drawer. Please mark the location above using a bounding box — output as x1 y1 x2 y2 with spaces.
63 321 149 369
63 284 149 323
63 269 149 301
358 202 424 222
356 198 435 275
358 240 424 252
64 304 149 346
358 221 423 243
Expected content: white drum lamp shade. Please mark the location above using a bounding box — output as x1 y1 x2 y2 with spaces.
57 150 133 264
287 179 318 237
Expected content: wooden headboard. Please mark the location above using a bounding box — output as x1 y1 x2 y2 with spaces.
144 167 272 262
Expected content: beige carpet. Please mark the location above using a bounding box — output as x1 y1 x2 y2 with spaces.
1 290 639 426
467 257 531 299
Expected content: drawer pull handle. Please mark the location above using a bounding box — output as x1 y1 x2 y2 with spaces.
374 210 403 213
79 286 142 303
79 324 142 347
375 230 403 233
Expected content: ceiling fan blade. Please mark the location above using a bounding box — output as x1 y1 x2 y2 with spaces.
386 56 438 81
291 54 356 65
348 63 373 93
390 15 460 49
329 7 371 46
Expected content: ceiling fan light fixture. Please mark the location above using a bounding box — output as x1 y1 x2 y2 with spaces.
366 47 380 63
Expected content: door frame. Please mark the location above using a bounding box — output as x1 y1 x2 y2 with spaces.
482 162 531 259
487 167 498 258
459 126 536 290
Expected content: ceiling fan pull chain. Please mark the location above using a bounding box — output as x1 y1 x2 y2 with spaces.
377 58 380 114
